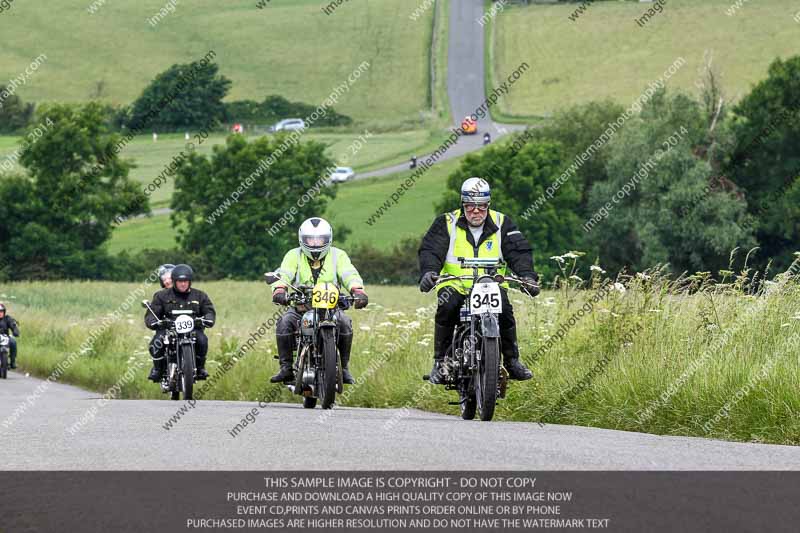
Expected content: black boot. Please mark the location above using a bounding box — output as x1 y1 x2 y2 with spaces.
9 353 16 369
429 323 454 385
501 327 532 380
148 357 166 382
337 333 355 384
195 355 209 380
270 334 295 383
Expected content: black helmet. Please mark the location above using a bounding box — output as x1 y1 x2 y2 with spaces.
172 264 194 287
0 303 5 313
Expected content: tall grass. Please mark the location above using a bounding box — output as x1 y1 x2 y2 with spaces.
5 253 800 444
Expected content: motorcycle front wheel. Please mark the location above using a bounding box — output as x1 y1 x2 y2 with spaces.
319 329 338 409
0 349 7 379
181 344 195 401
476 337 500 421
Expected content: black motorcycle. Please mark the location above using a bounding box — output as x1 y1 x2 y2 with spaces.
423 257 537 421
0 334 9 379
264 273 358 409
142 301 210 401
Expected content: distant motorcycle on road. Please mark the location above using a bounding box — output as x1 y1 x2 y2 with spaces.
423 257 538 421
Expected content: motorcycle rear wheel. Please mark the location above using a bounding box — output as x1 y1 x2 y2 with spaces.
303 397 317 409
460 391 477 420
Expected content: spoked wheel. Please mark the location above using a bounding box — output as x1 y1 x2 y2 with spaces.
0 350 7 379
319 329 338 409
460 390 477 420
303 397 317 409
336 349 344 394
181 344 195 401
294 346 307 395
476 337 500 421
168 362 179 400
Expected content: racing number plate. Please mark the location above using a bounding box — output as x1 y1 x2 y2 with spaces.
174 314 194 333
470 282 502 315
312 282 339 309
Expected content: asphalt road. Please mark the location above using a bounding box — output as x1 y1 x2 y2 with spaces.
2 371 799 470
357 0 521 180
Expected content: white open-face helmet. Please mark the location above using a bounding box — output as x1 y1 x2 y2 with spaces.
298 217 333 260
461 177 491 205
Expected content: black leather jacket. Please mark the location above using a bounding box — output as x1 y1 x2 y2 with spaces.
0 315 20 337
144 287 216 330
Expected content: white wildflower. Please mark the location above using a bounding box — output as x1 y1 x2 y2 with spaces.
590 265 606 274
613 282 626 293
360 326 371 331
550 255 565 264
563 252 579 259
386 311 405 317
569 275 582 282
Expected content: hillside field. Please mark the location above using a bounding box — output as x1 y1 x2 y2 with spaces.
0 0 435 128
490 0 800 119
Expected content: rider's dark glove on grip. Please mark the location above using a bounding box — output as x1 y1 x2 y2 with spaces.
521 278 540 297
272 289 289 306
419 272 438 293
352 289 368 309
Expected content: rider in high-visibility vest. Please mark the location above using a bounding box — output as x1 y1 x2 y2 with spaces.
418 177 540 384
269 217 368 385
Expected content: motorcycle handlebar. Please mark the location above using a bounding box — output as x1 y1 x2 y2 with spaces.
432 273 537 289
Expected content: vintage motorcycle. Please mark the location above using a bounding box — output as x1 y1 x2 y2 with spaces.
264 273 359 409
0 334 9 379
423 257 538 421
142 301 210 401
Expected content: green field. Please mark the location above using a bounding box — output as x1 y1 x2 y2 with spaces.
106 153 464 254
0 0 434 128
491 0 800 118
9 263 800 444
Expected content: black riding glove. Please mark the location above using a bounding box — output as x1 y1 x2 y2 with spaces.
520 277 540 297
419 272 438 293
352 289 368 309
272 289 289 306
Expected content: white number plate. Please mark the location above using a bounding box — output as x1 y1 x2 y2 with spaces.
470 282 502 315
174 314 195 334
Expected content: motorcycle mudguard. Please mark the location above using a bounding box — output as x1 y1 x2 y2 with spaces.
480 313 500 338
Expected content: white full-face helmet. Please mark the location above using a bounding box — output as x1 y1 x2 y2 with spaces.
461 177 491 205
298 217 333 260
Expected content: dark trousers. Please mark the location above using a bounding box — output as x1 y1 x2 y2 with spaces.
434 286 519 362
